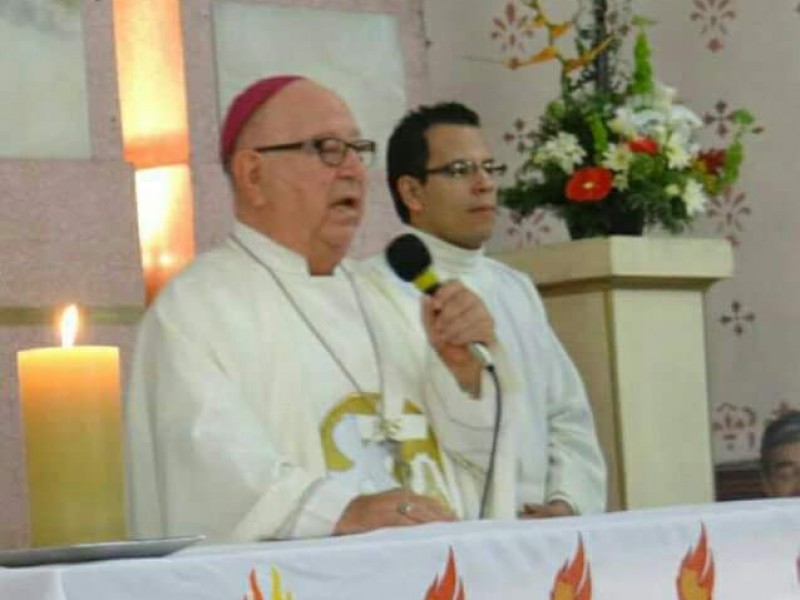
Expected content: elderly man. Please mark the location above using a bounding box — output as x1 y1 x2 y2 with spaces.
761 411 800 498
362 102 607 518
125 77 496 542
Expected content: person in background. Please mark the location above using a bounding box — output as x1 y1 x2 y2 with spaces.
361 101 607 518
125 77 499 542
761 410 800 498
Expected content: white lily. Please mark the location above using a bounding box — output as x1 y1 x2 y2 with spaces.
682 178 708 215
533 132 586 173
652 81 678 109
613 173 630 191
609 107 638 137
667 104 703 130
602 143 634 172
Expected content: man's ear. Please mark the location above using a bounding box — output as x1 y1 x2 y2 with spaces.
397 175 425 216
230 150 267 207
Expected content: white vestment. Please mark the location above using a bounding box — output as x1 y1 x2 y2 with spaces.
126 222 479 543
360 228 607 516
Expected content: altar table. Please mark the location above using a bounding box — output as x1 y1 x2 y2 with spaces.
1 499 797 599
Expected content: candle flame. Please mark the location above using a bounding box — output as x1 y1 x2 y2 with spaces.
60 304 80 347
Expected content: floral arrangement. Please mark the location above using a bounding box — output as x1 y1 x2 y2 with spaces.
500 0 757 239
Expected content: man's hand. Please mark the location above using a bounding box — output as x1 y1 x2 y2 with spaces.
333 489 456 536
421 281 496 395
518 499 575 519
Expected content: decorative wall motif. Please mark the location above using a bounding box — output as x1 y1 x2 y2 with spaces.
718 300 755 336
770 401 797 420
490 1 534 56
496 114 556 245
704 100 743 139
689 0 737 53
502 117 536 154
712 402 758 454
705 188 750 246
501 208 553 248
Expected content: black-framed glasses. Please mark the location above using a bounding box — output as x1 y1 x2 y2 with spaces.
423 159 508 179
251 137 376 167
768 461 800 486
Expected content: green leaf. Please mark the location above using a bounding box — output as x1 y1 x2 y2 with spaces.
730 109 755 126
586 112 609 157
721 140 744 187
628 28 654 96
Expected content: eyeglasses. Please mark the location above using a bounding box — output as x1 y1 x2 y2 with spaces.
423 159 508 179
252 137 376 167
767 462 800 486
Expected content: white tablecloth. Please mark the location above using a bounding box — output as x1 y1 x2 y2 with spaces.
1 499 798 599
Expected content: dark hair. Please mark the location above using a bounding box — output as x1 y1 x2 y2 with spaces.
760 410 800 473
386 102 480 223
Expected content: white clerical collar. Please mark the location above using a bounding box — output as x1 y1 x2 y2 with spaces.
231 220 347 277
404 226 484 278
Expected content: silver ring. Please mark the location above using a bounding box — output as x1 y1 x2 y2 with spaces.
397 501 413 516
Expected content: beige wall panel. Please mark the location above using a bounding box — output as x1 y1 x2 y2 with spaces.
611 289 714 507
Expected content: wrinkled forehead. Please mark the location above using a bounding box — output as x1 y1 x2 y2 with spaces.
245 82 361 144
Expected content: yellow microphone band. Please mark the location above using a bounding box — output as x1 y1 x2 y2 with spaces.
412 271 438 293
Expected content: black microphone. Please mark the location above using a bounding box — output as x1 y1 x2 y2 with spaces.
386 233 503 519
385 233 494 369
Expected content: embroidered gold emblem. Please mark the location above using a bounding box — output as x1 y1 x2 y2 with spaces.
320 393 451 509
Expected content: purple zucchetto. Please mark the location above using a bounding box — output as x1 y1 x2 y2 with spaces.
219 75 305 165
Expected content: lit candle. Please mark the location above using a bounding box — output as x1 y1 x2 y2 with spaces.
18 305 126 547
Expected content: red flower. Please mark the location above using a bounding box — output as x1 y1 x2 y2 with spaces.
565 167 613 202
628 136 659 154
696 148 726 175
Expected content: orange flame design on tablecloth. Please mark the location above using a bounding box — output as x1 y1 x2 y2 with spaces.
243 567 295 600
550 537 592 600
425 548 465 600
676 526 715 600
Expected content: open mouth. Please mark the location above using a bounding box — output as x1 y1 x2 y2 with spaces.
330 196 363 221
332 196 361 210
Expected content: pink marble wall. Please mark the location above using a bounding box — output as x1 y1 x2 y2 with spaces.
0 161 142 305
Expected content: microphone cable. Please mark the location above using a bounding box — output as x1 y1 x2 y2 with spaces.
384 232 504 520
478 363 502 520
